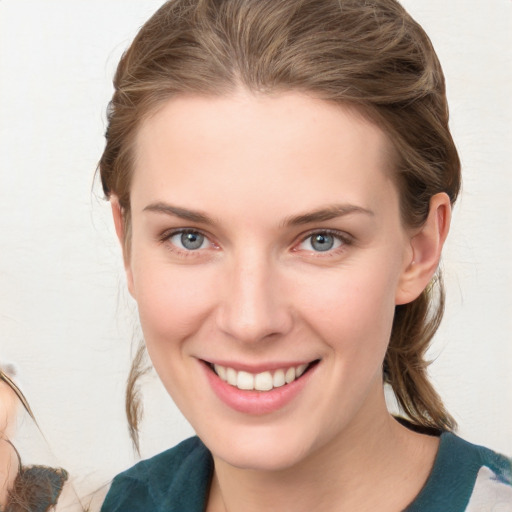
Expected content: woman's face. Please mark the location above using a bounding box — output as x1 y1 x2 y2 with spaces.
122 91 416 471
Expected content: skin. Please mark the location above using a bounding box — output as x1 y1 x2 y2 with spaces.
112 90 451 511
0 381 20 508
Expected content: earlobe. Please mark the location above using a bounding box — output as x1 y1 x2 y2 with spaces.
110 197 135 297
395 193 451 305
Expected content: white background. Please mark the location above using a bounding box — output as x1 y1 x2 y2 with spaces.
1 0 511 504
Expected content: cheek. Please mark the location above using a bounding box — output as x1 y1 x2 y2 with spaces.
131 258 216 347
292 261 399 354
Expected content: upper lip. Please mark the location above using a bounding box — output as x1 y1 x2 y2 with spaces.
201 359 319 373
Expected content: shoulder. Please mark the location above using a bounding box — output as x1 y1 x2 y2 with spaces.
100 436 213 512
458 435 512 511
407 432 512 512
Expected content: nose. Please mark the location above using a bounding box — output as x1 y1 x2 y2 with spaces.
215 251 293 344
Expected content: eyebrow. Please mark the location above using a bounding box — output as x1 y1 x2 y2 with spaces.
143 202 214 224
143 202 374 226
281 204 374 226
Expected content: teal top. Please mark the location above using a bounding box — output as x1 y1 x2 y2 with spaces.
101 433 512 512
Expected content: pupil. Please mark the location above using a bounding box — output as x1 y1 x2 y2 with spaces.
312 234 333 252
181 232 204 250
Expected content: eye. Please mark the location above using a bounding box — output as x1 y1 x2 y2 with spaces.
297 231 346 252
169 230 210 251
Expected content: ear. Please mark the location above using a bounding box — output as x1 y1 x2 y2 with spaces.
111 197 135 297
395 193 451 305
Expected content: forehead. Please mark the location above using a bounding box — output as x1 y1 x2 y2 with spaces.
131 91 397 218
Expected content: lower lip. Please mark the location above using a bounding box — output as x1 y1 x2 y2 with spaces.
202 362 317 415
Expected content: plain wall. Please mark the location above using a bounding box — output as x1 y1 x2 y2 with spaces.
1 0 511 502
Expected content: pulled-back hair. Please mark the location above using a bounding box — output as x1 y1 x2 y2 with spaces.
99 0 461 449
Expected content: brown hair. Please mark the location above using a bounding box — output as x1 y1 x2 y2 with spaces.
99 0 461 449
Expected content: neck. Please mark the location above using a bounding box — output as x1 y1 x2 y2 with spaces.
208 386 439 512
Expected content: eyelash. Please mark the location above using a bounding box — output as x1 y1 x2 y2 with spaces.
295 229 353 256
158 229 217 257
158 228 353 257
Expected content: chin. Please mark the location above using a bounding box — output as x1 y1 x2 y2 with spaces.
199 421 325 473
217 444 311 473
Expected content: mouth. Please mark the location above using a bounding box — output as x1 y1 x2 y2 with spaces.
205 360 320 392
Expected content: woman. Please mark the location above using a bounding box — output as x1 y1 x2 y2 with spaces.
0 365 72 512
98 0 512 510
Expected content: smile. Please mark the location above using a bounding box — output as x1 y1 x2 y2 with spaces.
211 362 317 392
202 359 320 414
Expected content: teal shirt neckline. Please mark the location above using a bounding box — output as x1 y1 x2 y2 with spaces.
405 432 511 511
101 432 512 512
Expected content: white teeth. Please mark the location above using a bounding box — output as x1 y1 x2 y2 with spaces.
296 364 308 378
237 371 254 390
226 367 237 386
214 364 227 381
212 363 313 391
254 371 273 391
285 367 296 384
273 369 286 388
